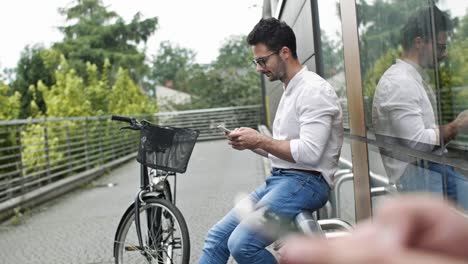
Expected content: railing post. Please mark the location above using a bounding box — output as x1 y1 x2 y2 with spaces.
65 124 72 174
85 118 90 170
110 120 117 159
43 121 51 184
98 119 103 164
15 126 24 199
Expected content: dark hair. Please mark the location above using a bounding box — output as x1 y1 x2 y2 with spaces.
401 5 452 50
247 18 298 59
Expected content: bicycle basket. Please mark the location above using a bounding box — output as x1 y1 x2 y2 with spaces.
137 122 199 173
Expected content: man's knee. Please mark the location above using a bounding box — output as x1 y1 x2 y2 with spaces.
227 233 257 261
227 223 271 261
203 223 227 249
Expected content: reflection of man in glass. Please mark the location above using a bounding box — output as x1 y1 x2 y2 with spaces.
372 5 468 207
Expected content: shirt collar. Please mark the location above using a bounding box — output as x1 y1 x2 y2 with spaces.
283 66 307 95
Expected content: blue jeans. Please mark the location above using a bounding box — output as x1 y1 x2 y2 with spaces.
398 161 468 209
198 169 330 264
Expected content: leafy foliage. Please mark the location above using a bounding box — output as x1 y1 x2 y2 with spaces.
11 45 56 118
54 0 158 83
0 82 21 177
26 55 157 118
0 82 21 120
320 30 344 79
356 0 436 78
157 35 261 110
37 56 93 118
212 36 253 69
150 41 196 92
108 68 157 115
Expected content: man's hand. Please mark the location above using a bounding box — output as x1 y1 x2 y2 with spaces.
455 109 468 133
227 127 264 150
278 195 468 264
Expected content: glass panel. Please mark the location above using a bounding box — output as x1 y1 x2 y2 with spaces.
318 0 356 223
358 0 468 212
437 0 468 211
317 0 348 129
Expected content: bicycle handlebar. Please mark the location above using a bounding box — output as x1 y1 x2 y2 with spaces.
111 115 143 130
111 115 133 123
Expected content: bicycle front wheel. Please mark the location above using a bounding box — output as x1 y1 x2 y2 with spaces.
114 198 190 264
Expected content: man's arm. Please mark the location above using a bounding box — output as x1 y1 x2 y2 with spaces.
228 87 340 165
440 121 458 144
258 135 295 162
250 148 269 158
440 110 468 144
228 128 295 162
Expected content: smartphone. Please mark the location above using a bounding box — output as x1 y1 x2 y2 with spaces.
217 124 231 134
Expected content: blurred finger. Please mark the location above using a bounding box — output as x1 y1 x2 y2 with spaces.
374 195 468 259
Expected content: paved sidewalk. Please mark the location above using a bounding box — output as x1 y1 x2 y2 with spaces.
0 140 264 263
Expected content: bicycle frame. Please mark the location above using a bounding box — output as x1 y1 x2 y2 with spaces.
133 163 178 252
134 164 151 250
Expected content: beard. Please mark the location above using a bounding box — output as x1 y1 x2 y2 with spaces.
267 72 280 81
265 61 286 82
419 47 445 69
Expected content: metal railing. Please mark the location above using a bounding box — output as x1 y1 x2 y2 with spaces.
156 105 262 140
0 116 139 205
0 105 263 205
331 157 395 220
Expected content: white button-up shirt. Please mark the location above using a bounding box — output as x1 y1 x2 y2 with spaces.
372 59 441 181
269 67 343 185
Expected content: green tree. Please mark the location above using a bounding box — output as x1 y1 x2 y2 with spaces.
150 41 196 92
363 47 401 98
320 30 344 79
0 82 21 120
11 45 57 118
108 68 157 115
21 57 158 176
54 0 158 83
37 56 93 118
0 82 21 176
32 55 157 117
84 60 111 115
357 0 442 78
169 35 261 110
212 35 253 69
458 12 468 39
205 35 261 107
22 55 89 175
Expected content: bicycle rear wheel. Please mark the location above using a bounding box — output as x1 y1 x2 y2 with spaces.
114 198 190 264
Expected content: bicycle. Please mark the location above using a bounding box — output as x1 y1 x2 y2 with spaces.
111 115 199 264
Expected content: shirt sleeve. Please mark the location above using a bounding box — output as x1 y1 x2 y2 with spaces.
290 82 340 166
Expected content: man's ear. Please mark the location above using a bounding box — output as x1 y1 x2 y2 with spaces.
279 46 290 59
414 36 424 50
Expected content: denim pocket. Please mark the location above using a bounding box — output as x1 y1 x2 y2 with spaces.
286 175 308 197
303 176 329 209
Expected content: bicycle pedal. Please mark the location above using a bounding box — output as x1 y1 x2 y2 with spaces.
125 245 141 251
171 238 182 248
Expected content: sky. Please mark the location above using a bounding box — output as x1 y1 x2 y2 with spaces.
1 0 465 72
0 0 263 70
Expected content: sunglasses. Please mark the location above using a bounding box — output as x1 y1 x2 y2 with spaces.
436 43 447 53
252 50 279 67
